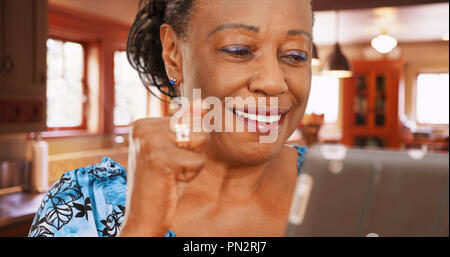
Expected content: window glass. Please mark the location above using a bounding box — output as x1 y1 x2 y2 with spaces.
46 39 84 128
114 51 148 126
416 73 449 124
305 75 340 123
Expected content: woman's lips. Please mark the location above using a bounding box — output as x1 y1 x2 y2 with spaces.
229 107 288 135
234 107 289 116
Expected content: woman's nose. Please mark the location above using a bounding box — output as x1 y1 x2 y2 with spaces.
248 54 288 96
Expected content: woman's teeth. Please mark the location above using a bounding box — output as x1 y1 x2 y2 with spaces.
234 109 281 123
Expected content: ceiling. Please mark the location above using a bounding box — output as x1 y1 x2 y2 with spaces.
312 0 449 11
48 0 140 25
313 2 450 45
48 0 449 45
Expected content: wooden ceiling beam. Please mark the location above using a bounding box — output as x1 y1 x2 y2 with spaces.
312 0 449 11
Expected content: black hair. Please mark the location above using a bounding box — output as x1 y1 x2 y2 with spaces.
127 0 194 99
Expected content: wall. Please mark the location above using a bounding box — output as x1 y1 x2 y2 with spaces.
48 0 139 25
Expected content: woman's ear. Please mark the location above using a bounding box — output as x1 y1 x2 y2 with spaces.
160 24 183 84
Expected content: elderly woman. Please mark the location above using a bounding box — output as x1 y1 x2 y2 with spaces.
29 0 312 237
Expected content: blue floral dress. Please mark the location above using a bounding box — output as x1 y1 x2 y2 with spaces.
28 145 307 237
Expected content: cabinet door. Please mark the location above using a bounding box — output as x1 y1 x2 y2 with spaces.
352 73 371 133
0 0 47 133
0 0 4 91
371 72 391 134
342 60 404 148
2 0 47 95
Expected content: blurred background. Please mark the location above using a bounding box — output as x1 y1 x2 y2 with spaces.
0 0 448 236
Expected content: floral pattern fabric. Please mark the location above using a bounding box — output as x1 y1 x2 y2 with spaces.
28 146 307 237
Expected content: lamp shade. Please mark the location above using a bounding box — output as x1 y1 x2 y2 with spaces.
371 33 397 54
323 43 352 78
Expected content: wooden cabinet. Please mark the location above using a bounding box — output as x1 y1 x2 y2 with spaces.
0 0 47 133
342 60 405 149
0 1 4 90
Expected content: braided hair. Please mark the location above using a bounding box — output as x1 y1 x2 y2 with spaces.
127 0 194 99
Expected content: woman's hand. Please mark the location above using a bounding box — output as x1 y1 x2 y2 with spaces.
119 102 209 236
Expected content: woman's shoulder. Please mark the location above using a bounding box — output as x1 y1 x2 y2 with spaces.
262 145 308 206
70 156 128 204
28 157 128 237
70 156 127 181
62 156 128 206
266 144 307 192
281 144 307 175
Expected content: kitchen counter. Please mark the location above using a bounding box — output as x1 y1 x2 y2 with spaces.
0 192 45 229
48 146 128 183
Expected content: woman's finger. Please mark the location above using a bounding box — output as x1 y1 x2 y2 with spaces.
171 98 211 151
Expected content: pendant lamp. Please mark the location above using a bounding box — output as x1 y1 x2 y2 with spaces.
371 30 398 54
323 10 352 78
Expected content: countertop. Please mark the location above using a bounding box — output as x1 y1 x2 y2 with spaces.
0 192 45 228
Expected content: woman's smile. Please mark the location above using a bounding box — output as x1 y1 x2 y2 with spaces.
228 106 289 135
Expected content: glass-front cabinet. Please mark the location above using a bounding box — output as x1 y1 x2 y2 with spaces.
374 75 387 127
342 60 405 149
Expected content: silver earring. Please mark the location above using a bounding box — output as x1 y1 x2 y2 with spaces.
169 77 177 86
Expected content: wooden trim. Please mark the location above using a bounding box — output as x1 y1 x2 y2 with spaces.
49 4 131 31
31 0 37 84
102 45 116 134
81 41 89 130
48 4 130 43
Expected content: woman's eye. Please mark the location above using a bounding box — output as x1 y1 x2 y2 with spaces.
282 50 308 63
219 45 252 58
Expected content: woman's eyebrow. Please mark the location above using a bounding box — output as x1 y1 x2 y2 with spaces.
287 29 313 41
208 24 312 41
208 23 260 37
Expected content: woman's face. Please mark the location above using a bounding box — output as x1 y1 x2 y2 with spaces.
177 0 313 166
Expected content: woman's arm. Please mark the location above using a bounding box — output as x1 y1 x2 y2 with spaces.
28 171 97 237
28 157 128 237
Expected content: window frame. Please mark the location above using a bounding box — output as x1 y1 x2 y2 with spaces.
414 71 449 126
46 36 89 131
42 3 131 138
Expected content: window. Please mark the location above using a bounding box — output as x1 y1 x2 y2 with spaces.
305 75 340 123
46 38 86 128
416 73 449 124
113 50 149 126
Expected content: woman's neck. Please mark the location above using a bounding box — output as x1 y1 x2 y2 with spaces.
188 156 272 203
